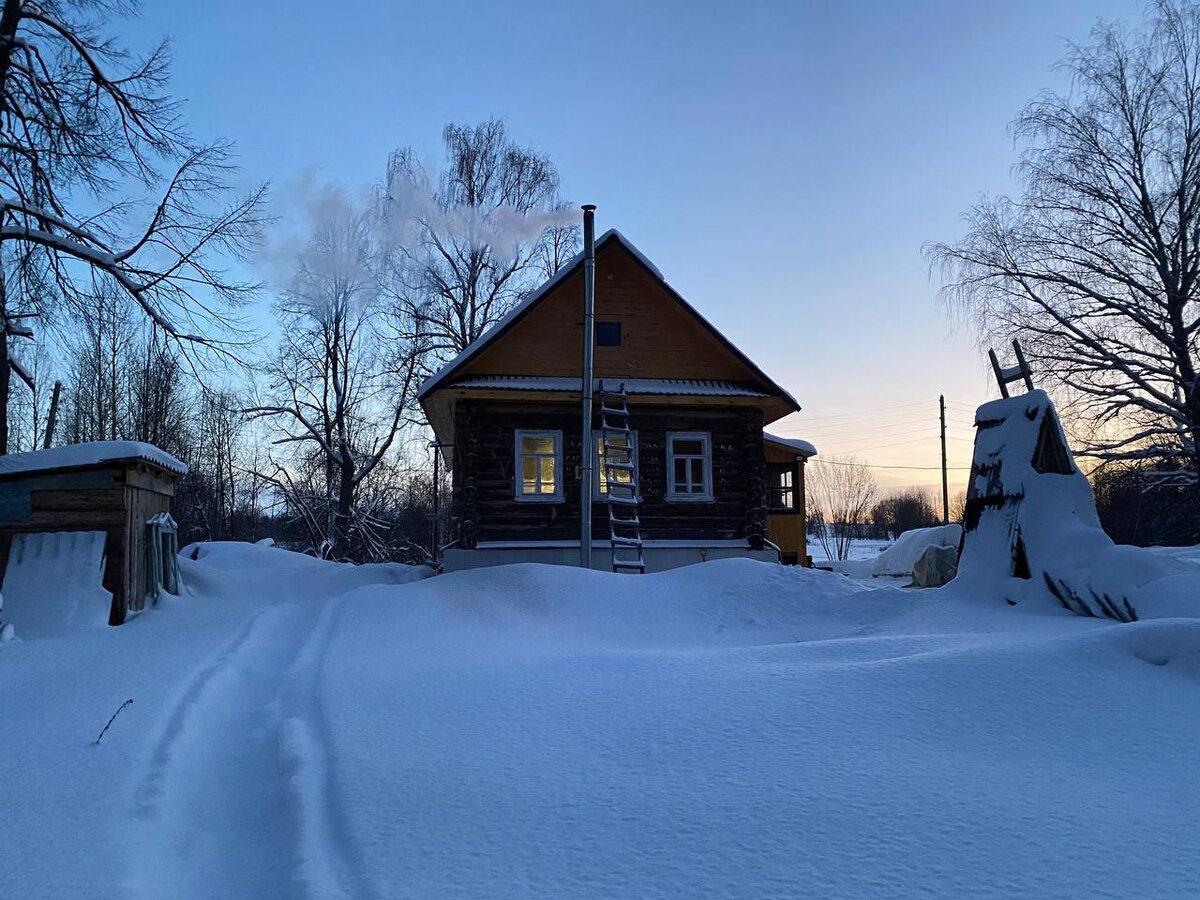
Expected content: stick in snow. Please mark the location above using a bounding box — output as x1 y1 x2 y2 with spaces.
94 699 133 746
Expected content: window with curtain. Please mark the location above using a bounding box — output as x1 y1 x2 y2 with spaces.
514 430 563 501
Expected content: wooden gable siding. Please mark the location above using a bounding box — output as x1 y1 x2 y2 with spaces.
451 399 766 545
461 241 760 384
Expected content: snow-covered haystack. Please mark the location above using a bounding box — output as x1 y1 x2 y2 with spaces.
957 390 1199 619
871 524 962 578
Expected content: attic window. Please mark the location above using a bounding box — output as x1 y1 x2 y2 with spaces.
596 322 622 347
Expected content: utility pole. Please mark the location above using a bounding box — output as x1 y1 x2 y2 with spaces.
939 394 949 524
42 380 61 449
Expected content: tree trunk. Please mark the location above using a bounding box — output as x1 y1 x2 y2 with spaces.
333 455 355 560
0 335 10 456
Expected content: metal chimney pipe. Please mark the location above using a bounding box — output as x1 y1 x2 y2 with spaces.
579 204 597 569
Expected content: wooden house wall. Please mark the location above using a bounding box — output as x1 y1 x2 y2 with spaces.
762 452 809 565
451 399 766 545
0 462 178 624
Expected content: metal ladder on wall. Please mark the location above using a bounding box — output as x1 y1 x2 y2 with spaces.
598 381 644 573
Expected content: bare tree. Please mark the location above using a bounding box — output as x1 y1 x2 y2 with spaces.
930 0 1200 489
0 0 266 452
379 119 577 371
248 195 422 560
807 455 878 561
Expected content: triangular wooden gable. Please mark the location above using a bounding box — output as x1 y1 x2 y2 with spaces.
421 231 798 404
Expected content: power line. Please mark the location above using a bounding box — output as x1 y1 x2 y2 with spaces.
811 458 973 472
781 400 934 422
771 418 977 439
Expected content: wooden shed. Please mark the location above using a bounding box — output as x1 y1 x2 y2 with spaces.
0 441 187 626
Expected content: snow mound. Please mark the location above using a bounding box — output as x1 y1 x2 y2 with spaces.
1 531 111 637
318 561 1200 899
178 541 433 602
872 524 962 577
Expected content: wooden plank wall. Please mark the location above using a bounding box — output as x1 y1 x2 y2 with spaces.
463 241 762 384
451 400 765 544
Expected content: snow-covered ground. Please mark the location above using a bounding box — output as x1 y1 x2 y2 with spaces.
2 543 1198 899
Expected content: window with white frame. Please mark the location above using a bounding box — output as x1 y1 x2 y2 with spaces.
514 430 563 501
593 430 638 498
666 432 712 501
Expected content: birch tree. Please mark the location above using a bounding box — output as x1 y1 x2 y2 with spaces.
248 195 422 560
0 0 265 452
930 0 1200 487
380 119 578 371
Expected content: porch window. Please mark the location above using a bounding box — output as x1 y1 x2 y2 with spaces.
514 430 563 501
593 430 638 498
767 463 796 511
666 432 712 501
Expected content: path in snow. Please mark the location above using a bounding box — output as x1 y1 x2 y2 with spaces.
125 596 364 900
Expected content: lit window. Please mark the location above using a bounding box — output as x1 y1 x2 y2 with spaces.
514 430 563 501
666 432 712 501
593 430 638 498
767 464 795 511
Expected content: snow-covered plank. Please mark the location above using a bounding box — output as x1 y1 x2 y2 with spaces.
763 431 817 457
0 440 188 477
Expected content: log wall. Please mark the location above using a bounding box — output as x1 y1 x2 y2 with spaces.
451 400 766 545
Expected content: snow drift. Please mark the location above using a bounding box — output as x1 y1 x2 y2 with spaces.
1 543 1198 899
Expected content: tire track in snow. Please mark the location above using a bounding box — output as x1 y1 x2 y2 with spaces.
124 597 366 900
271 596 368 900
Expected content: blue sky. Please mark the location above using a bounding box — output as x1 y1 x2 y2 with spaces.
130 0 1145 492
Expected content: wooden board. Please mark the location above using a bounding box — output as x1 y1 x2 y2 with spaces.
462 240 779 386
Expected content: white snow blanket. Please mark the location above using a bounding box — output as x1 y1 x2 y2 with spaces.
2 530 111 636
0 440 187 476
0 543 1197 899
871 524 962 576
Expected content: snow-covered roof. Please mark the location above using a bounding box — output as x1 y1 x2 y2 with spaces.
0 441 188 477
417 228 799 412
763 432 817 457
450 375 771 398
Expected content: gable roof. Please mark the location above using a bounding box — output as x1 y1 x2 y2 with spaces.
417 229 800 411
